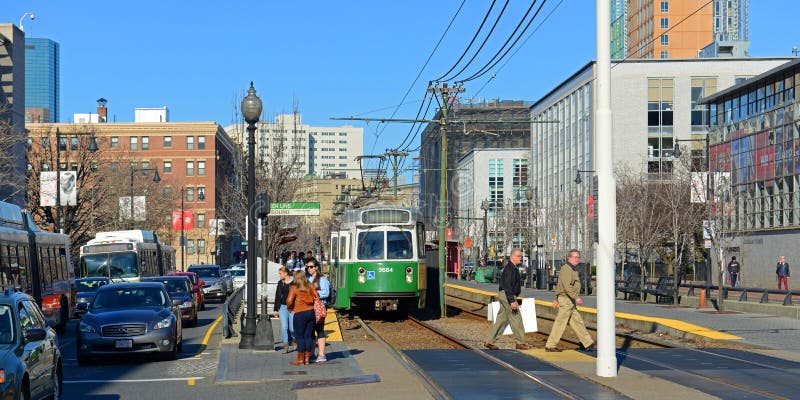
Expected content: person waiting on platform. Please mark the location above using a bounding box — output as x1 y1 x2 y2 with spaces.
727 256 740 287
286 271 318 366
776 256 791 291
307 259 331 362
273 266 295 353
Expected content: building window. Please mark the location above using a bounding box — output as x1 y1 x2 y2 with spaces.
141 136 150 150
198 161 206 176
198 239 206 255
40 137 50 148
186 187 195 202
141 161 150 170
198 136 206 150
70 138 78 151
488 159 504 213
660 17 668 29
164 136 172 147
130 137 138 151
164 161 172 173
660 51 669 59
58 137 67 151
660 1 668 12
660 34 669 46
187 136 194 150
163 187 173 198
186 161 194 176
512 159 528 203
197 214 205 228
691 78 718 127
187 240 195 255
648 78 674 127
70 162 78 171
110 137 119 148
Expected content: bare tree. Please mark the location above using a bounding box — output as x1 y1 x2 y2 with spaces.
0 103 26 202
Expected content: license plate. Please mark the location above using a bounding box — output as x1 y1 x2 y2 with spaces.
115 340 133 349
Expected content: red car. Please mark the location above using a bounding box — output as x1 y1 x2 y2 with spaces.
167 271 205 310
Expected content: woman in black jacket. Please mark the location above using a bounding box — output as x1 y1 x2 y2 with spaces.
273 266 295 353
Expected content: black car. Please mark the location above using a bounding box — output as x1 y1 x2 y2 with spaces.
74 277 112 318
141 276 197 327
76 282 183 364
0 289 62 400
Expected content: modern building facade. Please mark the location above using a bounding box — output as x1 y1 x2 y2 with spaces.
0 24 27 205
530 57 793 264
225 113 364 179
27 121 240 269
455 148 531 260
419 99 531 235
627 0 713 59
701 58 799 288
24 37 59 123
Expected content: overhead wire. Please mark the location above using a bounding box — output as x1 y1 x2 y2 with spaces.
432 0 499 83
458 0 548 83
437 0 511 83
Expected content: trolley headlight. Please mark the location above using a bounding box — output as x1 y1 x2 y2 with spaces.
358 276 367 283
358 267 366 274
405 267 413 274
405 266 414 283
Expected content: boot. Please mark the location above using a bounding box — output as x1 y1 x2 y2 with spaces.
290 351 304 366
303 351 311 365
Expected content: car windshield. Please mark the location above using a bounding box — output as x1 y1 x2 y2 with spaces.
228 269 245 277
0 305 13 343
81 252 139 279
93 287 168 309
160 279 189 294
190 267 220 278
77 279 109 292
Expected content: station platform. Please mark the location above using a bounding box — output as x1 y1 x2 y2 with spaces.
215 281 800 399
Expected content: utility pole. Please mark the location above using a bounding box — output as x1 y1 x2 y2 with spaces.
384 148 409 198
428 83 464 318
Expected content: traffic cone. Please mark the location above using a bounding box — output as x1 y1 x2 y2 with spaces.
698 289 707 309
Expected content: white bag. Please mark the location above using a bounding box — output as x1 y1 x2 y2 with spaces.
489 298 538 334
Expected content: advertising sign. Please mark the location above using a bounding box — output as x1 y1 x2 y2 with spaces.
119 196 147 221
172 210 194 230
267 202 320 216
40 171 78 206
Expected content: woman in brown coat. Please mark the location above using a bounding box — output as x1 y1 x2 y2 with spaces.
286 271 318 365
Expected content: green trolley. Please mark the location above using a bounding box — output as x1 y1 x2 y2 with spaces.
329 205 426 311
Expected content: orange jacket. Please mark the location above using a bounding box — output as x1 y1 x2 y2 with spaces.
287 285 318 313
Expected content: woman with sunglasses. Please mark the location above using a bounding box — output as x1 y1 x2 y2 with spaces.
306 259 331 362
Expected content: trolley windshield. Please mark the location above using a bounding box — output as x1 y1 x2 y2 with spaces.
357 230 413 260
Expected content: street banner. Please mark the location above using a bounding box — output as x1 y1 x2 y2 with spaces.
268 202 320 216
40 171 78 206
172 210 194 230
119 196 147 221
209 219 226 236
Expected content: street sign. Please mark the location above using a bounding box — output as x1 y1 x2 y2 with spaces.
550 236 557 249
268 202 320 216
704 239 712 249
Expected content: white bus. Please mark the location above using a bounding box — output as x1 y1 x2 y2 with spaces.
79 230 175 282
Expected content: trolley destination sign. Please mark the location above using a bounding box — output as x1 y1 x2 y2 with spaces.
268 202 320 216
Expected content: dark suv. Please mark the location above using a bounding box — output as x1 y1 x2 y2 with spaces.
187 264 227 302
0 289 62 400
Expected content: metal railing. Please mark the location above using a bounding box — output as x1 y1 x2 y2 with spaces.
223 285 245 338
683 283 798 306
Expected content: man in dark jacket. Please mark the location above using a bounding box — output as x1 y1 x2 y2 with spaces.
727 256 740 287
777 256 791 290
484 249 530 350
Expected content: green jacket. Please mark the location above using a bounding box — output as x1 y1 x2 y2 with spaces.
555 263 581 300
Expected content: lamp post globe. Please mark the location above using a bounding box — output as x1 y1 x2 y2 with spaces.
241 82 262 124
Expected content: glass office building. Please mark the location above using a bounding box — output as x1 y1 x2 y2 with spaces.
25 38 59 123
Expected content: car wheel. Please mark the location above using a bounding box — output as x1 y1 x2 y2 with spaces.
177 334 183 353
18 376 29 400
51 361 62 400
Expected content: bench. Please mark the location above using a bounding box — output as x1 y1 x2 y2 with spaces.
642 276 678 304
616 274 642 300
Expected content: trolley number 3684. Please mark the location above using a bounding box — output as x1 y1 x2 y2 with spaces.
378 267 393 273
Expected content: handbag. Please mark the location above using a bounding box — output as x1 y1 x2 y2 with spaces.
313 296 327 323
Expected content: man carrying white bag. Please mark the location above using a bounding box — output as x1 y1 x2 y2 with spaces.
484 249 535 350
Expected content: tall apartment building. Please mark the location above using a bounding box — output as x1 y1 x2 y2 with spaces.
24 37 59 123
27 121 240 269
419 99 531 233
0 24 27 205
224 113 364 179
529 57 792 266
627 0 713 59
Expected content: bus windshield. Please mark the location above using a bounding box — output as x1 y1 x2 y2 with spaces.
81 252 139 279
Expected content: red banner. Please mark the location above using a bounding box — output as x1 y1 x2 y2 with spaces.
172 210 194 230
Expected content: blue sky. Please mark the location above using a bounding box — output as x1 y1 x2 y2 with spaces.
4 1 799 162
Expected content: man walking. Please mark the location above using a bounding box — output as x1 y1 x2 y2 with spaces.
545 249 595 352
484 249 530 350
727 256 740 287
777 256 791 290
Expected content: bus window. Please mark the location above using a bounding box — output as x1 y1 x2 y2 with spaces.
386 231 413 260
357 231 384 260
109 252 138 279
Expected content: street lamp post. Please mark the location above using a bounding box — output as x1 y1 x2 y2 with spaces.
239 82 262 350
129 166 160 229
480 200 489 263
54 128 99 233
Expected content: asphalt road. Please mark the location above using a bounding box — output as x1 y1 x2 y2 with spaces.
59 301 296 400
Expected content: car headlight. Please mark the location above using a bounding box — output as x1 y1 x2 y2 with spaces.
154 317 172 329
79 321 96 333
180 301 193 309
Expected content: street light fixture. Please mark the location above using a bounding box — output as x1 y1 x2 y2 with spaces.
480 200 489 263
574 169 595 185
240 82 262 350
128 166 160 229
54 128 99 233
19 12 34 31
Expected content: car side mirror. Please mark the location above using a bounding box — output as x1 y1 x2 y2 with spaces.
24 328 47 343
172 298 183 307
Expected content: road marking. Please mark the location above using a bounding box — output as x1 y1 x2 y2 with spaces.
187 378 195 386
65 377 205 384
197 315 222 357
